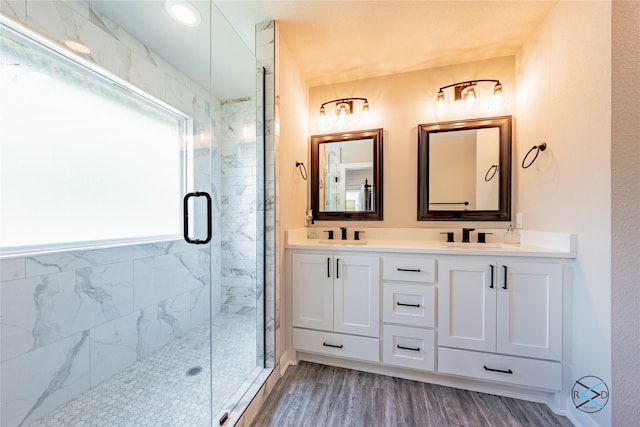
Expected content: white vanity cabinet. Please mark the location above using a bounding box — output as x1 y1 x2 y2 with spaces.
292 252 380 362
287 228 575 410
437 258 564 390
381 255 436 371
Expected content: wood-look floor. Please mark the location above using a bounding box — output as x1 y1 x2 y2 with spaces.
251 362 573 427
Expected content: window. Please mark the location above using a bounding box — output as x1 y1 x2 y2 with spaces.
0 21 190 256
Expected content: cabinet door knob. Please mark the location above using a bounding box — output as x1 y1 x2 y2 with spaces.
327 257 330 278
336 258 340 278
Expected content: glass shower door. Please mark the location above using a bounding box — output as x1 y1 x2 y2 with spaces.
0 1 217 425
209 4 265 422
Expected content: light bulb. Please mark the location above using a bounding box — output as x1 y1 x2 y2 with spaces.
337 103 348 117
165 0 201 27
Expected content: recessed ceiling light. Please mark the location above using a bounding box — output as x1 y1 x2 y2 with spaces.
64 40 91 55
165 0 201 27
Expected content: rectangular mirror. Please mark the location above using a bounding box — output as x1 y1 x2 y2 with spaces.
311 129 383 220
418 116 511 221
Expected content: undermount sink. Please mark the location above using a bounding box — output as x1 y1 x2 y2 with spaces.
443 242 518 249
313 239 368 245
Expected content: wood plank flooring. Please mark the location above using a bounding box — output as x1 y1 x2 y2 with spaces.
251 362 573 427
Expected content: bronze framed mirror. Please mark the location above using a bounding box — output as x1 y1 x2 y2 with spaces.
418 116 511 221
311 128 383 221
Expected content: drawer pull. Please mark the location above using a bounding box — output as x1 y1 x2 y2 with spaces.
397 344 421 352
323 342 343 349
397 302 421 308
483 365 513 374
397 268 421 272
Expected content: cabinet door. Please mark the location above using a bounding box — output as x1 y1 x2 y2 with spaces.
497 262 563 360
334 255 380 337
438 259 496 352
292 253 334 331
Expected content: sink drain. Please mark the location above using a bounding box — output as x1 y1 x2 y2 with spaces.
186 366 203 377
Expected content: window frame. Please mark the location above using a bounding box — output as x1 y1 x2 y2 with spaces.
0 18 195 258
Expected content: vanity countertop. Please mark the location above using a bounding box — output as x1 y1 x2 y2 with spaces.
285 228 577 259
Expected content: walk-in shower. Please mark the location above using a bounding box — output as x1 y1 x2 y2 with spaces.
0 1 271 425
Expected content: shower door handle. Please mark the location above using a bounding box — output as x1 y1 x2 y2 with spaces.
183 191 212 245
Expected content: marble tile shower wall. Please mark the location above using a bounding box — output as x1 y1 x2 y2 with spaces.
0 1 220 426
1 243 211 426
220 99 258 316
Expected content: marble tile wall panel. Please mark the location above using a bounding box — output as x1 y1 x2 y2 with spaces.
25 247 134 277
211 105 223 315
60 0 89 20
2 331 90 427
18 236 201 279
89 311 138 387
0 258 25 282
1 262 133 362
219 99 258 316
255 205 265 368
0 1 26 22
134 293 191 359
132 249 209 310
190 283 211 328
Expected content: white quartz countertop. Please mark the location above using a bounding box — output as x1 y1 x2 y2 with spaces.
285 228 577 259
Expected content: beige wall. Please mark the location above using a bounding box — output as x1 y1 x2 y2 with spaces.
611 0 640 425
516 1 612 425
278 2 635 424
275 27 308 365
308 56 516 229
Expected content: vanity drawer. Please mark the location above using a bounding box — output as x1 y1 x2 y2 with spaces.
437 347 561 390
383 283 435 327
293 328 380 363
383 325 435 371
383 256 435 283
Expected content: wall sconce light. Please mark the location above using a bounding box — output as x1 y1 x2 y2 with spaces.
319 97 369 117
436 79 502 103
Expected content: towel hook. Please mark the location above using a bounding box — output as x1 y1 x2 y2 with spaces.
484 164 499 182
522 142 547 169
295 161 308 180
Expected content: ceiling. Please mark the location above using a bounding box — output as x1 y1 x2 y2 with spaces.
216 1 557 88
89 1 558 99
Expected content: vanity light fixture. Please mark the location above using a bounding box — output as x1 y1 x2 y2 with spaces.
436 79 503 103
165 0 201 27
319 97 369 117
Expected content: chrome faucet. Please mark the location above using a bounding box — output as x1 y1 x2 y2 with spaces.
462 228 475 243
340 227 347 240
